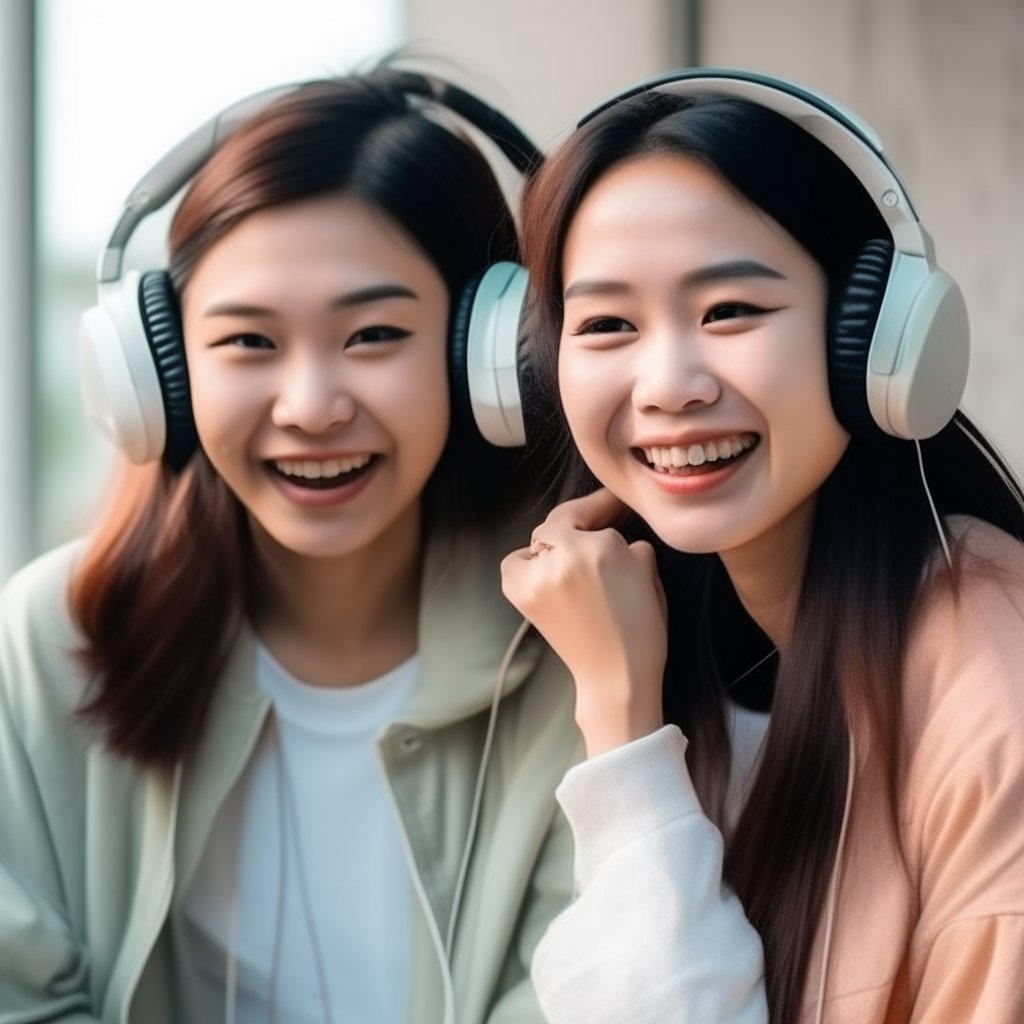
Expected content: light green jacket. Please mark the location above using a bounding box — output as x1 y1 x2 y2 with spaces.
0 535 582 1024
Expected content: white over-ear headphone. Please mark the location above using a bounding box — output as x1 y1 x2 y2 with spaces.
466 68 971 444
78 76 537 468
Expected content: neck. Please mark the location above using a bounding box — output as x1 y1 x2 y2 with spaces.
718 495 816 651
252 503 423 688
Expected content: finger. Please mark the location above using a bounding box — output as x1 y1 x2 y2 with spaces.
502 544 531 564
629 540 668 621
547 487 630 534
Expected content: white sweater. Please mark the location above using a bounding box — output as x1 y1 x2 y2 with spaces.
531 721 770 1024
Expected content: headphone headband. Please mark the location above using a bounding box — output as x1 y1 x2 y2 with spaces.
572 67 968 441
97 72 542 286
97 85 298 283
81 73 540 468
576 68 932 261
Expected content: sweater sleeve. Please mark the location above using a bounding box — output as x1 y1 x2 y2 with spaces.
530 726 768 1024
0 549 103 1022
0 669 99 1022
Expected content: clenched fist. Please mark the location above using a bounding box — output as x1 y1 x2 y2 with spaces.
501 488 668 757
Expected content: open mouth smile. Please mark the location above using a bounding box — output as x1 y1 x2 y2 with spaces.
266 453 379 491
635 433 760 477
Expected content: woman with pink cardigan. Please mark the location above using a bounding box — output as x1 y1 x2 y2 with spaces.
503 71 1024 1024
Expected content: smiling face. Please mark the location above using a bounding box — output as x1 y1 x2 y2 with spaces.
558 154 849 560
181 193 450 560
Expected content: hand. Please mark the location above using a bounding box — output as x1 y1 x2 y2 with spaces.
501 488 667 757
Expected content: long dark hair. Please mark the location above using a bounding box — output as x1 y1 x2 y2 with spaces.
519 91 1024 1023
73 69 534 767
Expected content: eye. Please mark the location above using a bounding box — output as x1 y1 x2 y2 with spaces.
217 332 275 350
576 317 637 335
347 325 412 346
702 302 771 325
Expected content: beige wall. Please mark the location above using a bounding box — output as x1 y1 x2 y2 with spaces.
703 0 1024 471
405 0 687 146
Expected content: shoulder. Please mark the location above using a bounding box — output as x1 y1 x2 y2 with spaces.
0 541 91 730
897 519 1024 936
905 517 1024 719
1 540 83 634
901 516 1024 818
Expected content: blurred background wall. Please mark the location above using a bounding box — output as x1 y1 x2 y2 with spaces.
2 0 1022 581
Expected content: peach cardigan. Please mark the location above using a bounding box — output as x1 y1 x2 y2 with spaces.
801 517 1024 1021
530 517 1024 1024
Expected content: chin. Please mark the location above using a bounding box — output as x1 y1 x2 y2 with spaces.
255 517 381 561
636 505 757 557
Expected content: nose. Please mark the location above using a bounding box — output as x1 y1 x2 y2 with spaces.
271 352 357 434
631 322 720 414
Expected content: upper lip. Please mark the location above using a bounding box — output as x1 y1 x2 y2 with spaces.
631 430 759 449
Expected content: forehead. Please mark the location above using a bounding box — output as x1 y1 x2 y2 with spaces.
562 154 800 279
183 194 440 302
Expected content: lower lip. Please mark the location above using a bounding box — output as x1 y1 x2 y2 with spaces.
641 447 756 496
266 459 380 509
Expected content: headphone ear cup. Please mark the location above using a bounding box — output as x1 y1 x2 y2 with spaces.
138 271 198 470
462 262 527 447
448 269 487 443
828 238 894 438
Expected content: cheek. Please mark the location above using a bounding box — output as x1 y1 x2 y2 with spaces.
185 353 266 463
748 314 849 512
558 339 631 471
377 334 451 476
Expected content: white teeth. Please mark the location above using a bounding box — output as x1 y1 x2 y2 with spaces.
274 454 372 479
641 435 755 470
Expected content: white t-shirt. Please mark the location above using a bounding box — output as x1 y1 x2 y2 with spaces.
183 645 418 1024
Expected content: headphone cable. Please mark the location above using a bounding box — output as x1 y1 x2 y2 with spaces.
915 439 953 570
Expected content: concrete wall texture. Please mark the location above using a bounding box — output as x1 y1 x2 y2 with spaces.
406 0 685 146
704 0 1024 472
406 0 1024 472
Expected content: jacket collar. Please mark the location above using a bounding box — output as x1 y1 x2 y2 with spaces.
174 627 267 900
405 526 542 728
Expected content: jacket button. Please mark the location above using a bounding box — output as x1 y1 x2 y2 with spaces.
397 730 423 756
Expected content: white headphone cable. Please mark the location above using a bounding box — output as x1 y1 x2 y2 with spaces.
224 885 239 1024
444 617 533 961
914 440 953 570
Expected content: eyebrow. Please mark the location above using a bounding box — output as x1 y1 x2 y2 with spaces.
562 259 785 302
202 282 419 318
685 259 785 286
331 283 419 308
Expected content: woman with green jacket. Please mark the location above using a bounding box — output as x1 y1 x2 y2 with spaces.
0 71 586 1024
